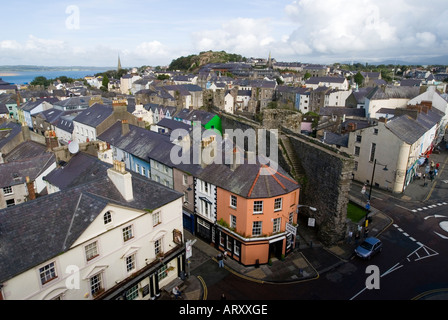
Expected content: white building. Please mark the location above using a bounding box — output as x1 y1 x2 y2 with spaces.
340 105 443 193
0 159 185 300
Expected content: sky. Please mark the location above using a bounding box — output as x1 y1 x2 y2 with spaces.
1 0 448 68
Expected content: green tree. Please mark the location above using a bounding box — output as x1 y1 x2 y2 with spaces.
303 72 312 80
101 75 109 92
354 72 364 87
157 74 170 80
56 76 74 83
30 76 50 87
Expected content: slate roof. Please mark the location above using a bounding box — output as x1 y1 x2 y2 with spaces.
0 121 22 150
44 152 111 190
55 114 78 134
0 155 182 282
20 98 58 112
3 140 48 162
385 108 443 145
319 107 366 117
306 76 346 85
97 121 174 165
322 132 349 147
53 96 91 109
197 156 299 199
72 103 113 127
176 109 216 123
352 87 375 104
367 86 421 100
0 153 55 188
400 79 422 87
157 117 192 132
0 103 8 114
35 108 65 124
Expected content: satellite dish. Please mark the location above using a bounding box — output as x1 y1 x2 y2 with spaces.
68 140 79 154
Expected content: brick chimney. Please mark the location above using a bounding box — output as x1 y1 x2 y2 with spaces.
107 160 133 201
26 176 36 200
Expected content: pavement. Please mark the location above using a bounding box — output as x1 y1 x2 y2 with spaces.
159 138 448 301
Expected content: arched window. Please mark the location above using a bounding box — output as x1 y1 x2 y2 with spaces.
103 211 112 225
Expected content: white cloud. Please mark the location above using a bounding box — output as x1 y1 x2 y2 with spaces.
192 18 275 57
282 0 448 62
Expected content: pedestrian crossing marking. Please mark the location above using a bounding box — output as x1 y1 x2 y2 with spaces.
412 202 448 213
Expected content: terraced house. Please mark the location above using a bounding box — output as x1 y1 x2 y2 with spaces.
0 156 186 300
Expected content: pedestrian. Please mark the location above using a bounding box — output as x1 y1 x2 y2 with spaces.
217 253 224 268
436 163 440 170
431 160 435 169
172 286 182 299
423 174 427 186
429 170 434 182
347 230 353 244
355 231 360 244
364 227 369 238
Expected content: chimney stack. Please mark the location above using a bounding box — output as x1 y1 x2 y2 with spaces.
121 120 130 136
26 176 36 200
107 160 133 201
231 147 242 171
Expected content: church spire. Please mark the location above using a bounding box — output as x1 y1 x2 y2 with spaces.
117 54 122 71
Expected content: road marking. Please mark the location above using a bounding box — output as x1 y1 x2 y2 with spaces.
351 227 439 300
434 231 448 239
411 202 448 213
395 204 412 211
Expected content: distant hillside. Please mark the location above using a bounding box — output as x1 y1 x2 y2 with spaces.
0 65 112 72
168 51 246 72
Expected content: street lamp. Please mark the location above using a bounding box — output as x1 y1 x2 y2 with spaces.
365 159 388 227
368 159 388 202
297 204 317 212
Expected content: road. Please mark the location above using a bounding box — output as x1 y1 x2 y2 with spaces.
191 194 448 300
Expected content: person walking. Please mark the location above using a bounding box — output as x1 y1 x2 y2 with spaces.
355 231 360 244
217 253 224 268
347 230 353 244
423 174 427 187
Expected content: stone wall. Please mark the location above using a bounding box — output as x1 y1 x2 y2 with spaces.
217 110 354 245
262 109 302 133
283 127 354 245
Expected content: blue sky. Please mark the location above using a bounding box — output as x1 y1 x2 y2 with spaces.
1 0 448 67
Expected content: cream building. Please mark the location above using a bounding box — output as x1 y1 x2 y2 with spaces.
341 105 443 194
0 158 185 300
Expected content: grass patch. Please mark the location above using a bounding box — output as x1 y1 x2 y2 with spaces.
347 202 368 223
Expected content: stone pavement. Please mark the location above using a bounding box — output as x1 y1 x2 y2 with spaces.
160 139 448 300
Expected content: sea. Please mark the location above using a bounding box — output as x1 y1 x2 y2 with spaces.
0 69 110 85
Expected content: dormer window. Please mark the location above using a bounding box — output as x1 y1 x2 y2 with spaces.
103 211 112 225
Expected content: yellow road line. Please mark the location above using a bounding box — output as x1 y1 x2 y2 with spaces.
197 276 207 300
412 288 448 300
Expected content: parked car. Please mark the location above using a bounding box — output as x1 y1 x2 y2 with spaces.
355 237 383 259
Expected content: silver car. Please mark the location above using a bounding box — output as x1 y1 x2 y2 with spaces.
355 237 383 259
